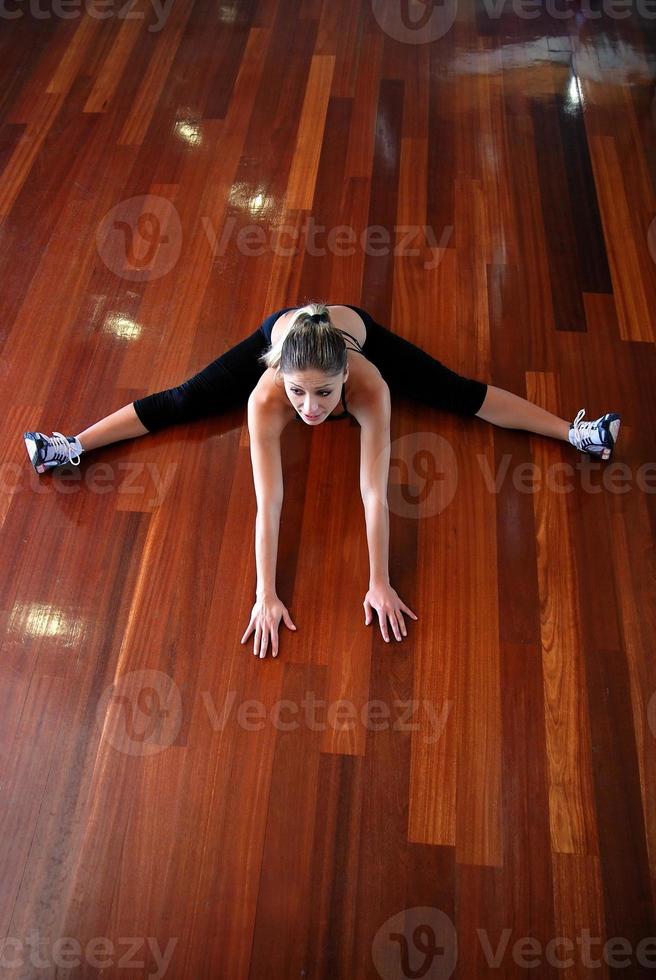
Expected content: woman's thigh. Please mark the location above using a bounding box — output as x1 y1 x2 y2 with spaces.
361 316 488 417
133 326 268 433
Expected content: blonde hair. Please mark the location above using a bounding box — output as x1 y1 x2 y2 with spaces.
258 301 348 381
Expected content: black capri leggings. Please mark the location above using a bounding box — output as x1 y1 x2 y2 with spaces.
132 306 488 433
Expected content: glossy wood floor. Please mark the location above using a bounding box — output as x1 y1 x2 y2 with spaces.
1 0 656 977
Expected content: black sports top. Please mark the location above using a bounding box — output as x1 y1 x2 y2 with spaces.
263 306 366 423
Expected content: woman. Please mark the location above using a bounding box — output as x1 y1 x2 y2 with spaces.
23 302 621 658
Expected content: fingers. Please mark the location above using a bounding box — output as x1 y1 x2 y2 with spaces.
252 622 280 659
401 603 418 620
383 609 405 643
282 610 297 632
255 623 274 659
243 610 298 660
377 607 410 642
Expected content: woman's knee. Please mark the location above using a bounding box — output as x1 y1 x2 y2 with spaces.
133 383 207 432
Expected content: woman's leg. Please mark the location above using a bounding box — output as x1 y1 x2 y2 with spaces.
25 324 273 472
359 315 489 417
356 315 621 456
80 326 269 451
358 314 572 443
475 385 570 442
76 403 148 452
128 327 268 437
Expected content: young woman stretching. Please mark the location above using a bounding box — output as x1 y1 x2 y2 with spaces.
24 303 621 659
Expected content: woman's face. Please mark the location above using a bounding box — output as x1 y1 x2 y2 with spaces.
282 368 348 424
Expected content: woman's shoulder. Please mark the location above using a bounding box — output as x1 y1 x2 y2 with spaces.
248 369 295 434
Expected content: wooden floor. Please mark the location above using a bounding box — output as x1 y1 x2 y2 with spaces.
1 0 656 977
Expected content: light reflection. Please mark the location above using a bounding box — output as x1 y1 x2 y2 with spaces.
229 182 271 216
174 119 202 147
219 4 238 23
103 313 142 341
448 34 648 83
10 602 82 642
567 73 582 109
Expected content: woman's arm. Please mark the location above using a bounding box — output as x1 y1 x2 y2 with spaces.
362 496 390 587
246 391 284 594
357 385 392 581
355 384 418 641
254 505 282 598
242 392 297 659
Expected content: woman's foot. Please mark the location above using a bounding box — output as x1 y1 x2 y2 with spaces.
23 431 83 473
567 409 621 461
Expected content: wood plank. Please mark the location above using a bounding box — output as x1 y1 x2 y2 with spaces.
527 371 598 856
286 55 336 210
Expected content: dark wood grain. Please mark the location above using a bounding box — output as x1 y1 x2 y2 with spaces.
1 0 655 976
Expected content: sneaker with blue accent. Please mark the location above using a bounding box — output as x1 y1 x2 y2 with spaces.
568 409 621 461
23 431 82 473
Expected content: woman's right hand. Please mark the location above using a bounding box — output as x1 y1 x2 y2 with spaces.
240 594 297 659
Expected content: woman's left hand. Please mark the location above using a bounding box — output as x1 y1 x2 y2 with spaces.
363 583 418 642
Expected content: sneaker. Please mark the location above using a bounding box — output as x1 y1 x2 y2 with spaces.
23 431 82 473
568 409 621 461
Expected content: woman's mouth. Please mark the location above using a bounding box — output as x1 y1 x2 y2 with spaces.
303 412 322 420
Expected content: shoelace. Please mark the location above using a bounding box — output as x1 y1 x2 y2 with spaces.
48 431 81 467
569 408 603 453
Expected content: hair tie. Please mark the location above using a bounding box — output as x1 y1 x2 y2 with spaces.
309 312 324 324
